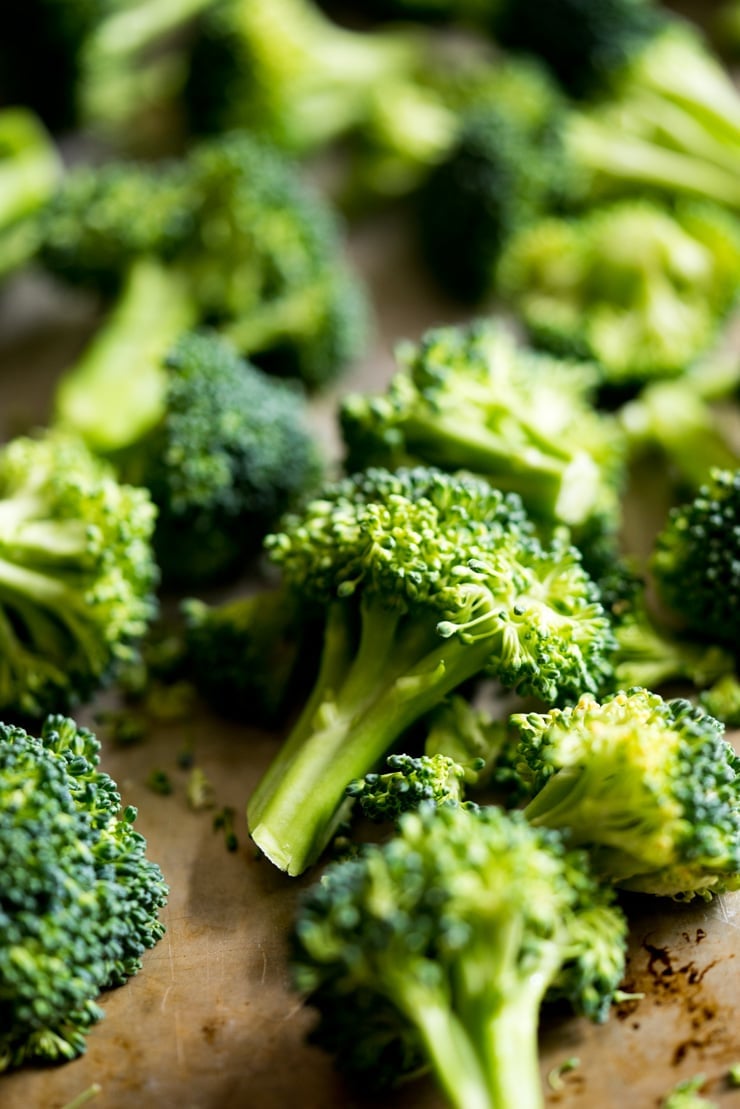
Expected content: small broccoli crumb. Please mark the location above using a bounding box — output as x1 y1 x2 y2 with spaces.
62 1085 103 1109
547 1056 581 1092
187 768 216 812
728 1063 740 1087
213 806 239 852
661 1074 716 1109
146 769 174 796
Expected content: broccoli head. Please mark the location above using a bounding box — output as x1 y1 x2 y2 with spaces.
0 432 158 718
0 714 167 1071
0 107 61 282
292 802 627 1105
652 469 740 650
347 752 471 822
248 465 614 875
509 689 740 900
498 200 740 384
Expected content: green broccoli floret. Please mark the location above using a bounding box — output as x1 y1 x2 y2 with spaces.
44 133 368 424
509 688 740 899
115 331 323 584
347 752 470 821
652 469 740 649
700 674 740 727
0 107 61 282
291 803 627 1104
183 0 428 152
0 432 158 718
0 714 167 1071
498 200 740 384
340 320 625 550
182 586 322 726
247 466 614 875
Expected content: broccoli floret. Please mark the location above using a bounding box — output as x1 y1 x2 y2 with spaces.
116 331 323 584
498 200 740 384
183 0 428 152
347 752 470 821
0 108 61 282
340 320 625 549
291 803 627 1103
182 586 322 726
652 469 740 649
0 714 168 1070
247 466 614 875
700 674 740 727
509 688 740 899
0 432 158 718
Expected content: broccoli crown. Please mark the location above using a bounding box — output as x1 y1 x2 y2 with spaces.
700 674 740 728
498 200 740 384
347 752 470 821
510 688 740 899
122 331 322 584
652 469 740 648
0 432 158 717
494 0 665 97
292 803 626 1102
340 320 624 535
0 714 167 1071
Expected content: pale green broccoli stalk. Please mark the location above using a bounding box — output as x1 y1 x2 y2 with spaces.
0 432 158 718
652 469 740 650
497 200 740 385
0 714 168 1071
0 107 61 281
509 689 740 900
340 320 625 549
291 803 627 1106
248 466 615 875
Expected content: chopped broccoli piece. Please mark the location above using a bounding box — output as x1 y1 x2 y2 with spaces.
347 752 470 821
423 693 507 784
340 320 625 547
0 714 167 1071
652 469 740 649
661 1074 716 1109
291 803 627 1103
0 432 158 718
498 200 740 384
509 688 740 900
700 674 740 727
0 107 61 282
248 466 614 875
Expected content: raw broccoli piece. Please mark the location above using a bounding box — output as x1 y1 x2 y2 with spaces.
347 752 470 821
183 0 428 152
292 803 627 1104
700 674 740 727
0 714 168 1071
660 1075 716 1109
509 688 740 899
115 331 323 584
498 200 740 384
652 469 740 649
0 108 61 282
247 466 614 875
340 320 625 550
0 432 158 718
43 133 368 422
182 586 322 725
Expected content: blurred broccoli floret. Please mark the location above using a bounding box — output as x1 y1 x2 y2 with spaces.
291 803 627 1102
340 320 625 556
248 466 614 875
652 469 740 649
700 674 740 727
116 331 323 585
0 714 167 1070
0 108 61 283
498 200 740 385
509 688 740 900
0 432 158 718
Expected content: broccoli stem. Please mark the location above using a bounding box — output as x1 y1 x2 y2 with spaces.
54 257 197 454
223 283 328 358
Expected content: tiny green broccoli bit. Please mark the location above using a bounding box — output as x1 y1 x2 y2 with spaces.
347 752 470 821
652 468 740 648
0 714 168 1071
0 432 158 717
509 688 740 899
291 803 626 1107
498 200 740 384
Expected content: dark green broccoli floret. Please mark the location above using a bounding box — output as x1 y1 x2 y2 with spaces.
0 108 61 282
0 432 158 718
509 688 740 899
340 320 625 549
248 466 614 875
291 803 627 1103
498 200 740 384
0 714 167 1071
347 752 470 821
182 586 322 725
652 469 740 649
116 331 323 584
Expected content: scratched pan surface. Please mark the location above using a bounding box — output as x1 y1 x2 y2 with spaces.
0 209 739 1109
